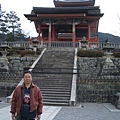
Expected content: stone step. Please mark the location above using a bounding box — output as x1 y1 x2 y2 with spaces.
35 77 72 80
34 77 71 79
43 96 70 100
46 47 75 51
39 82 71 85
42 91 70 94
38 83 71 88
43 101 69 106
38 83 71 86
43 99 69 103
40 88 71 92
42 93 70 97
39 86 71 90
36 80 71 83
32 48 74 106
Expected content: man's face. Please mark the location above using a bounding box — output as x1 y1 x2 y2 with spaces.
23 73 32 85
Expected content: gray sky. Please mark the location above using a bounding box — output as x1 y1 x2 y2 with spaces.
0 0 120 37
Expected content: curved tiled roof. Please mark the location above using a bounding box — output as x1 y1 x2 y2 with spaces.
33 6 101 14
55 0 94 2
54 0 95 3
54 0 95 7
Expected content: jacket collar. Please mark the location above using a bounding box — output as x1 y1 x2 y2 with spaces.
21 82 35 88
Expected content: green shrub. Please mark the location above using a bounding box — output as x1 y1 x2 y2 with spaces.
77 49 104 57
15 50 21 54
18 47 25 50
11 47 16 49
8 49 16 56
36 50 41 55
2 47 41 56
26 50 35 55
19 50 27 57
113 52 120 58
19 50 36 56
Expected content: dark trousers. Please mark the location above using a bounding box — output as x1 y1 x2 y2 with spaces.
20 116 35 120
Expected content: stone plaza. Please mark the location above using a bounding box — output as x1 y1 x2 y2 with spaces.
0 99 120 120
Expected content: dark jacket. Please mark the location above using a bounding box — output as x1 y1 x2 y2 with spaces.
10 83 43 115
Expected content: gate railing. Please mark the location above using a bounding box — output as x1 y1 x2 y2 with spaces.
0 41 120 49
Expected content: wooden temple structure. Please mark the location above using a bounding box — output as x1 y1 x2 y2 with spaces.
24 0 103 47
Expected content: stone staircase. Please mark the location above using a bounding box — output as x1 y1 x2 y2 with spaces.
32 48 75 106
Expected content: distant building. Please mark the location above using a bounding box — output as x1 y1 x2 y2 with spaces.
24 0 104 47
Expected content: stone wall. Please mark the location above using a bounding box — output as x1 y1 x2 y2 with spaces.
1 55 120 103
77 57 120 103
8 56 37 73
77 58 120 77
0 56 37 97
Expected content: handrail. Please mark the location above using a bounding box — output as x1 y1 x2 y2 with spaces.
70 48 77 106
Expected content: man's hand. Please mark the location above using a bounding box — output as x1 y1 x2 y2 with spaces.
37 114 41 120
11 114 15 120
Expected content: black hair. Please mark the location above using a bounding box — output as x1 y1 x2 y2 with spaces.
23 70 32 77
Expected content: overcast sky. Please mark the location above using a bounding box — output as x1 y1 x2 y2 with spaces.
0 0 120 37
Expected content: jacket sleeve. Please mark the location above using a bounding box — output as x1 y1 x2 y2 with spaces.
10 88 17 114
37 88 43 115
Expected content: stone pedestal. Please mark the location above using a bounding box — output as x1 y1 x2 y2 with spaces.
104 52 114 66
1 50 8 58
115 93 120 109
0 58 9 72
6 96 12 103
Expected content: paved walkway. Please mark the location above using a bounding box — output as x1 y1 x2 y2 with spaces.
53 103 120 120
0 103 61 120
0 102 120 120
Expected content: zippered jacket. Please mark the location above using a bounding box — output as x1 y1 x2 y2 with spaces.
10 83 43 115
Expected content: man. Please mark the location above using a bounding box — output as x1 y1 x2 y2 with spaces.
10 71 43 120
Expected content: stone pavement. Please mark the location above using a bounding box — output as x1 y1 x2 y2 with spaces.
53 103 120 120
0 103 61 120
0 102 120 120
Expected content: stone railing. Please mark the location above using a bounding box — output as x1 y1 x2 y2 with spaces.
0 41 120 49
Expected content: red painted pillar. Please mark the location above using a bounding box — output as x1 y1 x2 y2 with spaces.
38 25 41 41
72 22 76 47
88 23 90 41
55 27 57 41
88 23 91 47
52 25 55 41
48 23 52 46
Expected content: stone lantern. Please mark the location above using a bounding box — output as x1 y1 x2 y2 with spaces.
101 39 119 76
0 45 10 58
32 39 39 55
0 44 10 71
102 40 114 66
80 36 88 50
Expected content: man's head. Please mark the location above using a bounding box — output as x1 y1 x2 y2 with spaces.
23 71 32 85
